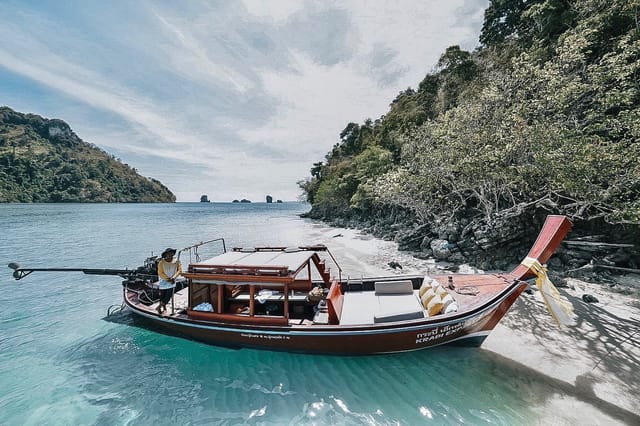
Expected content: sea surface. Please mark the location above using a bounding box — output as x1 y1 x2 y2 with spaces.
0 203 578 425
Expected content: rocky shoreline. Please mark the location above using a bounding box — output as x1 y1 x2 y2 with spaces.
305 210 640 286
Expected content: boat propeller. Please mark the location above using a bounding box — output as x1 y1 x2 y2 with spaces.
8 262 22 279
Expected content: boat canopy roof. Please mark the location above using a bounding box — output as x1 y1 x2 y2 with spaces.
195 248 317 274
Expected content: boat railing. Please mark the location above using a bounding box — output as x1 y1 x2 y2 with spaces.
189 264 290 276
224 244 342 284
178 237 227 265
321 246 342 284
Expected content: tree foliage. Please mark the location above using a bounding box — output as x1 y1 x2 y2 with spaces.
301 0 640 226
0 107 176 202
480 0 575 48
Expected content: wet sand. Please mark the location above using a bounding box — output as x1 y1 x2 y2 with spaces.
302 221 640 425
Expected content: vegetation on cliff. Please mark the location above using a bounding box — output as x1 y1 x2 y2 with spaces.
0 107 176 203
300 0 640 267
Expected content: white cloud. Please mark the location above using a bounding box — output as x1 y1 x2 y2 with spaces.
242 0 304 21
240 0 488 158
240 51 385 159
0 45 225 162
152 9 254 93
0 0 488 202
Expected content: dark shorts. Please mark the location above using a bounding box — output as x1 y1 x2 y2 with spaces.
159 288 174 304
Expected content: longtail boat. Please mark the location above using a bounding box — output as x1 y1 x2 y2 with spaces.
9 215 573 355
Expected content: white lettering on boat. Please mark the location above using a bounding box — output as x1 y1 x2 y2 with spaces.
240 333 290 340
415 323 464 344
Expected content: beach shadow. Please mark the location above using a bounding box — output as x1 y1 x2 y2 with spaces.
497 289 640 422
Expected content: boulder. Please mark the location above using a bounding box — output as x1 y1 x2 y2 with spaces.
430 239 452 261
396 223 431 251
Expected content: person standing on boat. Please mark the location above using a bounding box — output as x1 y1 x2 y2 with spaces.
156 248 182 314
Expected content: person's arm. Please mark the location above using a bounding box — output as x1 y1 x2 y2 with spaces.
157 260 170 281
172 261 183 280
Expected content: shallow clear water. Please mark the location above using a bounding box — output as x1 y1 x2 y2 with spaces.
1 203 569 425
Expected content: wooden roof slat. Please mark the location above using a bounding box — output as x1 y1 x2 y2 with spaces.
192 250 318 274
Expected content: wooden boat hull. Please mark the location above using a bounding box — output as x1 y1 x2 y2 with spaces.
114 215 572 355
123 280 527 355
9 215 571 355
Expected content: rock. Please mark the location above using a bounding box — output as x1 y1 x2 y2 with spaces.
448 251 465 263
604 249 631 265
437 223 461 241
599 256 617 267
549 273 568 287
396 224 430 251
547 257 563 270
446 264 460 273
570 249 595 260
420 236 433 251
388 261 402 270
582 294 599 303
430 239 451 261
456 238 474 250
412 252 432 260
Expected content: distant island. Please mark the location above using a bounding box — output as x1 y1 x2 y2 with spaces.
230 197 286 203
0 106 175 203
266 195 283 203
200 195 210 203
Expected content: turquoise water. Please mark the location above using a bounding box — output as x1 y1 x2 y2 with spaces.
1 203 563 425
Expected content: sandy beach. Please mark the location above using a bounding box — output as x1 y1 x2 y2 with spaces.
303 221 640 425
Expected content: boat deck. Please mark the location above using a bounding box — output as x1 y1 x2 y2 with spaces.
340 290 425 325
338 274 515 325
127 273 517 325
144 287 189 316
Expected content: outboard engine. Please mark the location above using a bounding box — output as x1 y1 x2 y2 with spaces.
121 255 160 287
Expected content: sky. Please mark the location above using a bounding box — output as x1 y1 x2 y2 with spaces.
0 0 488 202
